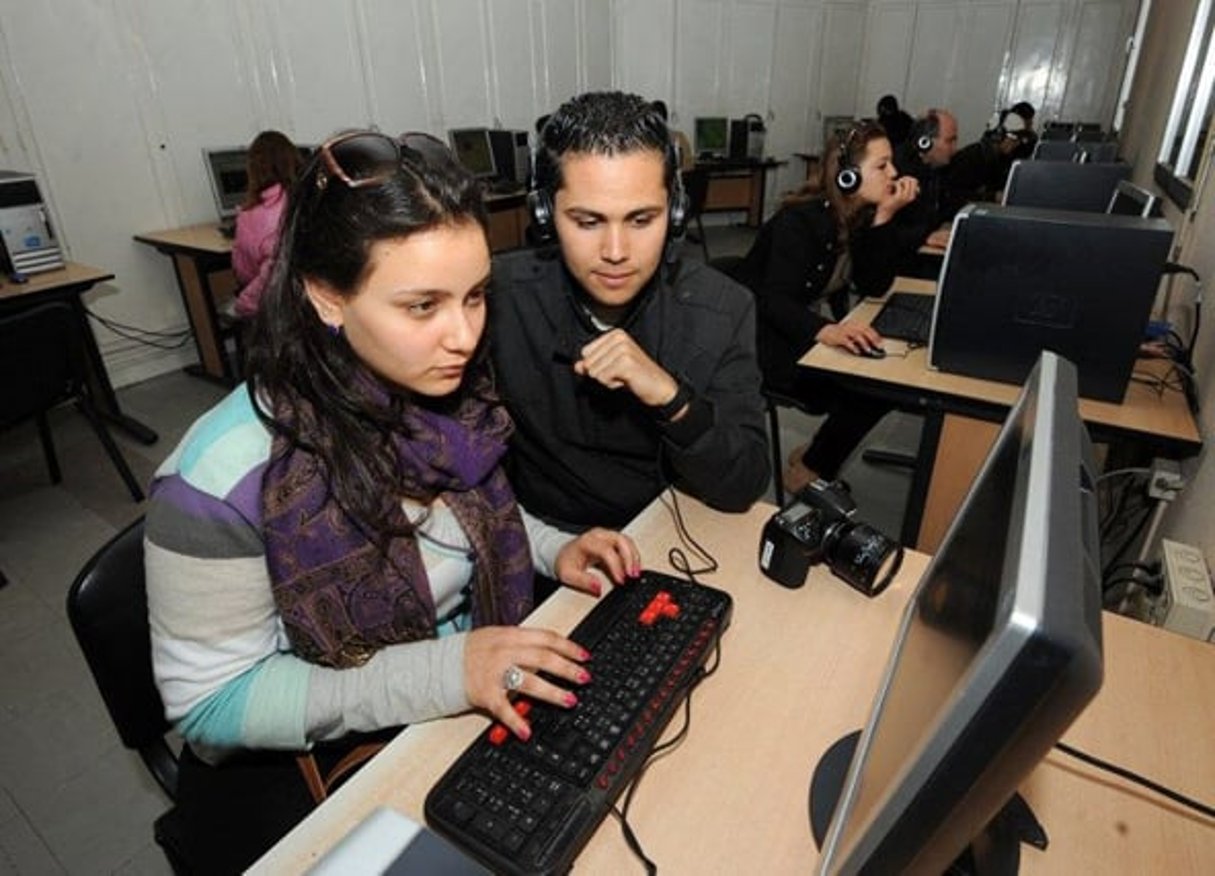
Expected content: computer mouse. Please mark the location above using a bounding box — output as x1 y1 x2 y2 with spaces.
859 346 886 359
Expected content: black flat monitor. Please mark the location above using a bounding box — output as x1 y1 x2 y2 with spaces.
1031 140 1082 162
813 350 1104 875
448 128 498 179
1074 123 1104 142
1107 179 1161 218
927 204 1174 402
1002 159 1130 212
1080 141 1119 163
203 148 249 219
1041 121 1075 141
694 117 729 158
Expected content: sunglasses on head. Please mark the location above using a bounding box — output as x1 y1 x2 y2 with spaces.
315 130 455 190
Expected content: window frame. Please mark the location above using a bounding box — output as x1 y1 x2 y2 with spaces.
1156 0 1215 209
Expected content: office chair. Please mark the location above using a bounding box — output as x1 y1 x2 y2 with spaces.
680 167 712 260
0 301 144 501
66 517 187 869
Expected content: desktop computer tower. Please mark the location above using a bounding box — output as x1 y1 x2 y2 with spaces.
0 171 64 275
929 204 1173 402
487 129 530 187
729 115 766 161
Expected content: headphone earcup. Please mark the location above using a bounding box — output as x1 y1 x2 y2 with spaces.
916 133 933 153
836 166 861 195
527 189 554 242
668 187 689 240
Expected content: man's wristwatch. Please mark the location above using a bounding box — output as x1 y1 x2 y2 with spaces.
650 381 692 422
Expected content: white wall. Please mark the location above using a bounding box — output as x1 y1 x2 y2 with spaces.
0 0 1138 387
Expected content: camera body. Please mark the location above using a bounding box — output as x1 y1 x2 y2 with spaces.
758 480 902 596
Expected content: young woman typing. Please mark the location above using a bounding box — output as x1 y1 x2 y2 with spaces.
144 131 640 870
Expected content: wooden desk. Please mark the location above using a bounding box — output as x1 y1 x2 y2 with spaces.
135 196 530 385
250 496 1215 874
801 279 1203 552
698 158 786 226
0 263 157 444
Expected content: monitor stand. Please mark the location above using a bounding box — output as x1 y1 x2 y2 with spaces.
808 730 1049 875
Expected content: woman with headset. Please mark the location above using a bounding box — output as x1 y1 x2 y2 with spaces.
731 119 919 493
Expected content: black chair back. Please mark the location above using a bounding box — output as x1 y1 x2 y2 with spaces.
0 301 80 429
0 301 144 500
67 517 178 799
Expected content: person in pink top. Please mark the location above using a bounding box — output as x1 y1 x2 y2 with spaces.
232 131 303 318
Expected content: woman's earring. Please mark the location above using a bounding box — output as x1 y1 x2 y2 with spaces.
327 323 342 338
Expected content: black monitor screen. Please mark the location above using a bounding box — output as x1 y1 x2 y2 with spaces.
1003 159 1130 212
204 148 250 218
695 117 729 156
449 129 497 178
1107 180 1160 218
816 351 1104 875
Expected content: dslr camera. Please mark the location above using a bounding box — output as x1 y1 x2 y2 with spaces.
758 479 903 596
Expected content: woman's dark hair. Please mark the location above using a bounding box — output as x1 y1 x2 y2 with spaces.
243 130 303 210
533 91 676 195
245 137 489 536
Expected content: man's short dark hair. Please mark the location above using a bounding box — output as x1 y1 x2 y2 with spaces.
877 94 899 116
1009 101 1036 122
533 91 675 194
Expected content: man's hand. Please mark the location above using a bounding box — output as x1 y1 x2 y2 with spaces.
574 328 680 408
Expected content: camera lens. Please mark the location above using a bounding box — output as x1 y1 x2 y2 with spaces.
824 521 904 597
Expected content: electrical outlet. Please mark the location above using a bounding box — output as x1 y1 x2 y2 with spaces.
1158 539 1215 641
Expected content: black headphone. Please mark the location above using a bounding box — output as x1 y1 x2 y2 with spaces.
913 110 941 153
528 126 687 245
835 122 864 195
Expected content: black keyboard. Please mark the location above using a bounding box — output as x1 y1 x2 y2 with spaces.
424 570 732 875
870 292 935 345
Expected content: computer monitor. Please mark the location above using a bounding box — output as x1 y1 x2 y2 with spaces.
1031 140 1082 162
203 148 250 219
927 203 1174 402
1041 121 1075 141
1080 141 1119 163
1107 179 1160 218
1074 123 1104 142
447 128 498 179
694 117 729 158
1002 159 1130 212
813 350 1104 875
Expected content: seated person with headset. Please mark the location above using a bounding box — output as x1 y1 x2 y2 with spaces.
730 120 920 493
489 91 770 537
891 108 959 267
942 110 1034 216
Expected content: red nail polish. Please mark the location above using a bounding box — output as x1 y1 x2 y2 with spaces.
564 692 578 707
517 723 531 741
581 648 592 661
578 669 591 683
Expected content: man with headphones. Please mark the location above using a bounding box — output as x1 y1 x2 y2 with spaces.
891 108 959 270
489 91 769 537
943 108 1033 213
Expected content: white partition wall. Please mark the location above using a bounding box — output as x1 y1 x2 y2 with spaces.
0 0 1142 386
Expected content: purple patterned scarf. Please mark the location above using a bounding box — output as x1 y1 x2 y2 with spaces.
262 367 534 668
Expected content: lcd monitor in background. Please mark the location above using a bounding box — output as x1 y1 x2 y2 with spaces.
927 203 1173 402
1107 179 1162 218
448 128 498 179
1002 159 1130 212
1032 140 1082 162
694 117 729 158
813 350 1104 875
203 148 250 219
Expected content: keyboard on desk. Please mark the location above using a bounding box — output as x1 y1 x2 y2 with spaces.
424 570 732 875
870 292 935 345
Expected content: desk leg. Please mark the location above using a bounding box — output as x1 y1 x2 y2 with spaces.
913 414 1000 553
70 296 159 445
170 252 234 384
747 167 765 227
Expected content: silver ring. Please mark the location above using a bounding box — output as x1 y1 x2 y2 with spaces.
502 664 525 692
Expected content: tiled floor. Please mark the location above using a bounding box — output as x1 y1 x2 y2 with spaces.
0 227 916 873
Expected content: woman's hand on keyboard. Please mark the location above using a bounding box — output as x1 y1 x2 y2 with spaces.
464 627 593 739
555 528 641 597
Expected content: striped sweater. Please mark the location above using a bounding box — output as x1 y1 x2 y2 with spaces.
144 386 570 761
